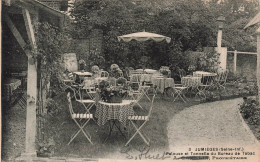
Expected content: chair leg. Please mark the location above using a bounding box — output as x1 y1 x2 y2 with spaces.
172 90 186 103
68 118 93 145
125 121 149 146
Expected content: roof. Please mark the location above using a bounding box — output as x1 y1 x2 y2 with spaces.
28 0 67 18
244 11 260 29
3 0 67 18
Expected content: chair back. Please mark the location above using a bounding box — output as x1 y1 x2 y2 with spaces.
116 77 127 86
181 77 189 87
129 80 142 91
130 74 142 83
118 71 124 77
178 69 186 79
147 95 156 119
67 92 75 116
219 71 228 82
68 86 82 101
126 67 134 78
100 71 109 78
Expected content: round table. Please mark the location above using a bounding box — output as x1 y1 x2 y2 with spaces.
73 71 93 83
130 74 153 83
151 77 175 93
181 76 202 87
193 71 216 85
95 100 134 126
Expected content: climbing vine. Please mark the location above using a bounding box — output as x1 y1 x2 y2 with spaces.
34 22 72 95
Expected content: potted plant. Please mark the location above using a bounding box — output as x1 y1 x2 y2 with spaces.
98 80 128 103
159 66 170 78
110 64 122 78
78 59 86 72
91 65 100 78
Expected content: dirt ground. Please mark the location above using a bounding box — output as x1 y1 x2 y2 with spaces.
1 101 26 161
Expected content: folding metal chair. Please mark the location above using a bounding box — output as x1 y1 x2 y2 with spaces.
178 69 186 79
129 73 151 101
195 75 214 101
171 78 189 103
83 78 97 100
100 71 109 78
126 67 134 80
125 95 155 146
71 86 96 113
214 71 228 90
140 84 151 101
128 82 147 110
67 92 93 145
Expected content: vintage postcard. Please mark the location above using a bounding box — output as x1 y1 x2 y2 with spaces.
1 0 260 161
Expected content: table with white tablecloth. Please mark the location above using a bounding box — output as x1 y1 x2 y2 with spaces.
151 77 175 93
193 71 217 77
73 71 92 83
193 71 216 85
181 76 202 87
130 74 153 83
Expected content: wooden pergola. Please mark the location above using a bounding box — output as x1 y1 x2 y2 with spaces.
2 0 68 158
244 11 260 104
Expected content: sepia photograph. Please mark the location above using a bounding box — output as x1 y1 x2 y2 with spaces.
1 0 260 161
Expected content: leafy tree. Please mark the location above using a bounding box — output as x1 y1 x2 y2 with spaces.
69 0 259 77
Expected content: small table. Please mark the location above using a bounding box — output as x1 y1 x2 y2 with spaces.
96 100 135 142
96 100 134 126
152 77 175 93
130 74 153 83
193 71 217 85
94 77 108 85
73 71 92 83
181 76 202 87
193 71 217 77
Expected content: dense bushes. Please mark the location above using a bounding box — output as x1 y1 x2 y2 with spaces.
240 98 260 125
70 0 258 79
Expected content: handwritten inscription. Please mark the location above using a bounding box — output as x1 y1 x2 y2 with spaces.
121 147 171 160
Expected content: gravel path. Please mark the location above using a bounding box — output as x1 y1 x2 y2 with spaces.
168 98 259 160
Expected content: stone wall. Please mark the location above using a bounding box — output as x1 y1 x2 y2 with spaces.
227 53 257 81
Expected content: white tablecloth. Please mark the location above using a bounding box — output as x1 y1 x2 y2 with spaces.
152 77 175 93
193 71 217 77
181 76 202 87
73 71 92 76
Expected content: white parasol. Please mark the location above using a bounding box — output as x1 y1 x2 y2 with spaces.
118 31 171 43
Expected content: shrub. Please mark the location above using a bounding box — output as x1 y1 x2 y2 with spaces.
239 97 260 125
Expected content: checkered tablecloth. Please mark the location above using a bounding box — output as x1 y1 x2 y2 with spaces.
95 100 134 126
